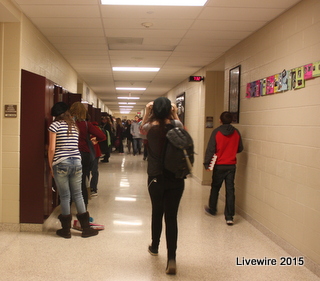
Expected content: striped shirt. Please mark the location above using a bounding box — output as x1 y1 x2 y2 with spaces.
48 120 81 166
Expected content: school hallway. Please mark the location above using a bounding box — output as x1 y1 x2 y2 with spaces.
0 152 318 281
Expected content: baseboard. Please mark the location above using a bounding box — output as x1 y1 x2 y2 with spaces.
237 207 320 278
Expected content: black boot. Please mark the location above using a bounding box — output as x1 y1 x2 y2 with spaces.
56 214 72 239
76 211 99 238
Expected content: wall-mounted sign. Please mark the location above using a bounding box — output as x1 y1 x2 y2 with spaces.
189 76 204 82
206 116 213 128
4 104 17 118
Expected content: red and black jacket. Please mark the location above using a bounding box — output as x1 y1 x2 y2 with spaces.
204 124 243 169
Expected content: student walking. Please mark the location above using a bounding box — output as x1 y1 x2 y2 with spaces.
140 97 184 275
203 111 243 225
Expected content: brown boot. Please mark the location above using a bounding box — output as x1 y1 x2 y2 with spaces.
76 211 99 238
56 214 72 239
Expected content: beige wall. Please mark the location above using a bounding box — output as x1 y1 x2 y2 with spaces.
202 71 224 185
227 0 320 267
167 67 207 183
166 0 320 270
0 22 21 225
0 3 103 225
20 15 78 93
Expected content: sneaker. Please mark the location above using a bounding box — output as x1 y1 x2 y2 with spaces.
204 205 216 216
166 259 176 275
148 245 158 256
72 219 105 231
91 191 98 197
226 220 234 226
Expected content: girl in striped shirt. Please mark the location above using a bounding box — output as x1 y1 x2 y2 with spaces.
48 102 98 239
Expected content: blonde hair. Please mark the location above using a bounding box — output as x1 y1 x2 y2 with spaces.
69 102 87 121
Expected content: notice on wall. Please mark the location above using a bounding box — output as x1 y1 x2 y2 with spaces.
206 116 213 128
4 105 17 118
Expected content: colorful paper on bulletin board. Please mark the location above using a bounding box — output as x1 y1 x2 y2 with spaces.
260 78 267 96
287 69 292 90
304 63 313 80
266 76 275 95
312 61 320 77
291 68 297 89
246 83 251 98
254 80 261 97
295 66 305 89
248 81 256 97
274 73 281 93
279 69 289 91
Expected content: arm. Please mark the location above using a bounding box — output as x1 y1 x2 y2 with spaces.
237 130 244 153
141 101 153 127
171 103 180 121
140 101 154 135
48 131 56 177
88 122 106 142
203 130 217 170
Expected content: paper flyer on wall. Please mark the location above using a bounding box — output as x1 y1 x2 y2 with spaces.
266 76 275 95
312 61 320 77
254 80 261 97
291 68 297 89
287 69 292 91
246 83 251 98
260 78 267 96
279 69 289 91
304 63 313 80
274 73 280 93
295 66 305 89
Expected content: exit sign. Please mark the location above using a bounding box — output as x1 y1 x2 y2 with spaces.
189 76 204 82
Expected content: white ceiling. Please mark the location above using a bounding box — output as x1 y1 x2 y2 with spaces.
7 0 301 115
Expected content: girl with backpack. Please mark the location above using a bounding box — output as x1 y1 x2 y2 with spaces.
140 97 183 275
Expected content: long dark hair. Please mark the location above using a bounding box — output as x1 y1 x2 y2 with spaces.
54 110 77 136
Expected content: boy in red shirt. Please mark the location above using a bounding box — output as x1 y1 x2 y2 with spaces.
203 111 243 225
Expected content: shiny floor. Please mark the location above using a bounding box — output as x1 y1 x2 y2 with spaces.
0 151 319 281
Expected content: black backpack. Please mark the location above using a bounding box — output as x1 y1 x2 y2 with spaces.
163 122 194 179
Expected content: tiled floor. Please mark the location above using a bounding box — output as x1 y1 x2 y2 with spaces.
0 152 319 280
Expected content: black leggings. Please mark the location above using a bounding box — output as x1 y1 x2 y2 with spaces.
80 151 93 206
148 175 184 260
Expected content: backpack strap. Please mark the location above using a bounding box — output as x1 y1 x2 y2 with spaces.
160 120 175 177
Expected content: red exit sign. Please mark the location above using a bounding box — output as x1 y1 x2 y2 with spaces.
189 76 204 82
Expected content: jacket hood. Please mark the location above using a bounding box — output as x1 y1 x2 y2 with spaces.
219 124 235 136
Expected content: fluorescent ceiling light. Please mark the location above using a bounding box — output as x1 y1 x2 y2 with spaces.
117 97 140 100
119 106 134 108
113 67 160 72
116 87 146 91
118 102 137 105
101 0 207 6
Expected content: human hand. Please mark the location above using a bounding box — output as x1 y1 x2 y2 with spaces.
91 137 98 145
171 103 179 119
146 101 153 114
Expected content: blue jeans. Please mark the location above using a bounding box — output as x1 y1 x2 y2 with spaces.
53 157 86 215
209 165 236 220
132 138 142 155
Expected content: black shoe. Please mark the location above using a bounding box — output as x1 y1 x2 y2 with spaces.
204 205 216 216
166 259 176 275
101 159 109 163
148 245 158 256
